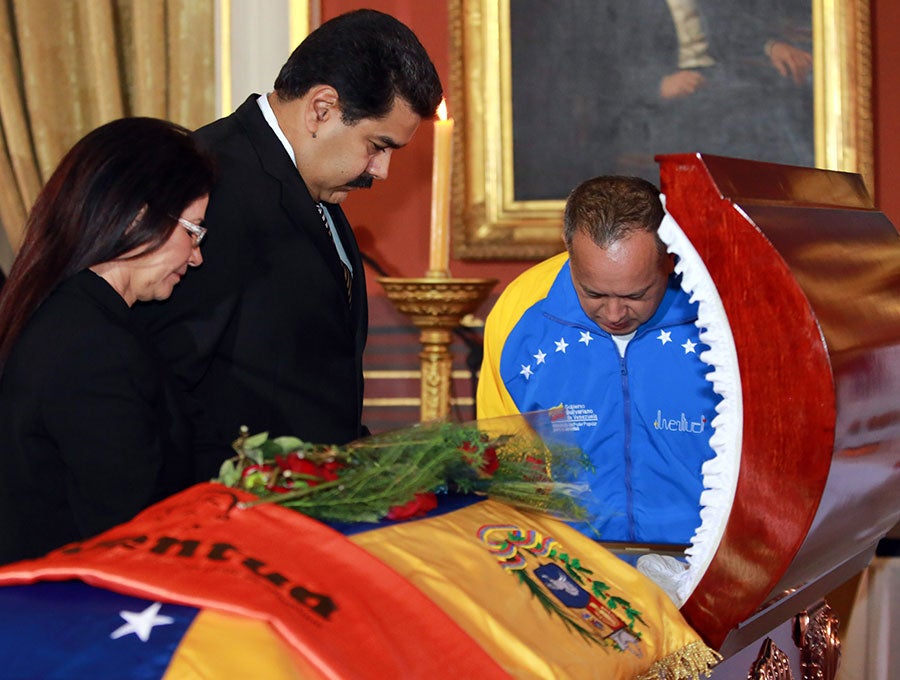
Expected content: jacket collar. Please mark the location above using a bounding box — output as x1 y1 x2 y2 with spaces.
69 269 132 323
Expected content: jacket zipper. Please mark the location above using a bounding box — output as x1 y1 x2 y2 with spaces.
618 345 635 542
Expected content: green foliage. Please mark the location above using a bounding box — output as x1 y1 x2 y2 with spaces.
216 422 592 525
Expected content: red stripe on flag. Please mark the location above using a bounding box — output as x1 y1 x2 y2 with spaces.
0 483 509 679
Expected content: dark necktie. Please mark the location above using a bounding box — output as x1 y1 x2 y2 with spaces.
316 202 352 304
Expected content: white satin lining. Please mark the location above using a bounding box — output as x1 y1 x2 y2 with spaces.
636 197 743 607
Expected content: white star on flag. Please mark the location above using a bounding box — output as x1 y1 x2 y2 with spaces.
578 331 593 346
520 364 534 379
682 338 697 354
657 329 672 345
533 349 547 365
555 337 569 353
110 602 174 642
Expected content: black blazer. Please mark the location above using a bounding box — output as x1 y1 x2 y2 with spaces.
137 95 369 480
0 271 192 564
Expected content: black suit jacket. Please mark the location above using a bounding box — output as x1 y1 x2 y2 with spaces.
0 271 192 564
137 95 369 479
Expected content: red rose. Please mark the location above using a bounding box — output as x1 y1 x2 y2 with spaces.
319 460 343 481
275 454 344 487
524 455 548 481
481 446 499 476
241 463 274 479
386 492 438 520
241 463 290 491
461 441 499 476
276 454 317 475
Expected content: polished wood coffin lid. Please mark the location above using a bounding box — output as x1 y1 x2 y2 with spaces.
658 153 900 650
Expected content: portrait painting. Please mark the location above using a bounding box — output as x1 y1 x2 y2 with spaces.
511 0 814 200
450 0 872 260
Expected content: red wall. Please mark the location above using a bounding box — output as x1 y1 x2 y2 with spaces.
322 0 530 298
323 0 900 299
873 0 900 224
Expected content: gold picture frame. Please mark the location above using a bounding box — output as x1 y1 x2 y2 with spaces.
450 0 873 261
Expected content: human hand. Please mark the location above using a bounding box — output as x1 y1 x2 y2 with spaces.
767 41 813 85
659 70 706 100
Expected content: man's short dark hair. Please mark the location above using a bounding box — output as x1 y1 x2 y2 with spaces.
273 9 443 124
563 176 666 254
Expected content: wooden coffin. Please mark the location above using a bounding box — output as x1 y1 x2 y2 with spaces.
656 153 900 655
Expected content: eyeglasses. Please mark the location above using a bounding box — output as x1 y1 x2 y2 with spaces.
177 217 207 246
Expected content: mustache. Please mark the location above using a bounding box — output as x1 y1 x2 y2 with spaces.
345 173 375 189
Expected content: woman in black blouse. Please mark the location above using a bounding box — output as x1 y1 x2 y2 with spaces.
0 118 214 563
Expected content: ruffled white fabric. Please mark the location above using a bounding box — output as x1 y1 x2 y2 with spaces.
636 198 742 607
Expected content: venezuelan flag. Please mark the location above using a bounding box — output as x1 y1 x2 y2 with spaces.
0 581 320 679
0 484 718 679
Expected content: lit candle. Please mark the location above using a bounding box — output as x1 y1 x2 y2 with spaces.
428 99 454 276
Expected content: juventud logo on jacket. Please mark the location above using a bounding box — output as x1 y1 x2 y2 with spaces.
652 409 708 434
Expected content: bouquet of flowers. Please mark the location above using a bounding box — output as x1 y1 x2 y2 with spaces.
216 417 593 524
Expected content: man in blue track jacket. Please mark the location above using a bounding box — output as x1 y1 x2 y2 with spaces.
477 176 718 545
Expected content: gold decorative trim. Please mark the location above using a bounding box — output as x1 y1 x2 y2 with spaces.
378 277 496 421
793 603 841 680
749 638 795 680
363 397 475 407
814 0 873 191
289 0 312 48
452 0 874 261
378 278 498 330
635 640 721 680
366 370 423 380
365 370 479 380
364 398 422 407
217 0 232 118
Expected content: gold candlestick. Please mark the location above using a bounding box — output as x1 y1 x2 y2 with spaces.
378 277 497 421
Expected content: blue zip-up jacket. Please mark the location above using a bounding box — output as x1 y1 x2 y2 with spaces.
478 253 718 544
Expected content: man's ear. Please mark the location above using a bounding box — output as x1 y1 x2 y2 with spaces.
664 252 676 274
306 85 340 133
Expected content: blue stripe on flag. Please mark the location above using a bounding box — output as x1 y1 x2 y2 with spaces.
0 580 199 679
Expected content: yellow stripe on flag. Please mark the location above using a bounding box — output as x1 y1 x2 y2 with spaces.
165 610 317 680
351 499 705 679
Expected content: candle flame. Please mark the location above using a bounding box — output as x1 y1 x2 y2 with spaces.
437 98 449 121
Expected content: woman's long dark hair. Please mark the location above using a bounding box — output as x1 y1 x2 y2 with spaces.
0 117 215 369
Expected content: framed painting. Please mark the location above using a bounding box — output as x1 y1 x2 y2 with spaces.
450 0 873 260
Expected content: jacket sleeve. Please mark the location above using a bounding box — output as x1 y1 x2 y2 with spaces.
476 301 521 420
477 253 567 421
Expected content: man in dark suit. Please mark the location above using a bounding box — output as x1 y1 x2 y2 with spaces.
138 10 443 480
